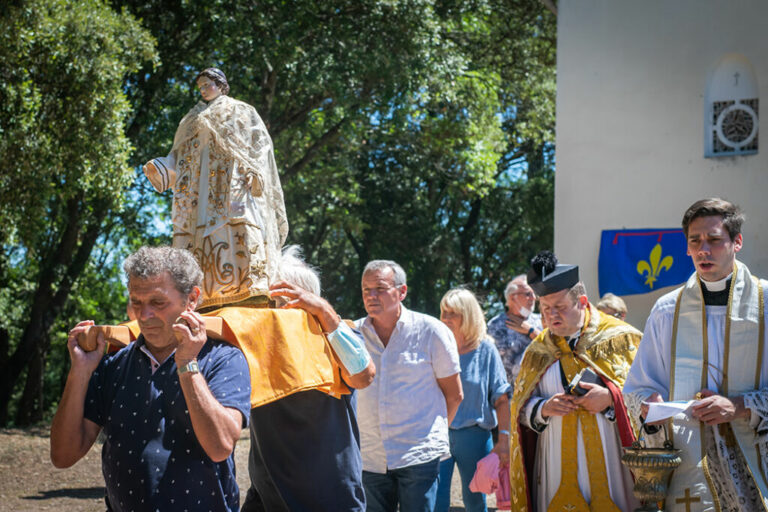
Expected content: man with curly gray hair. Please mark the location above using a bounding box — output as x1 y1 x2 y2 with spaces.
50 246 251 511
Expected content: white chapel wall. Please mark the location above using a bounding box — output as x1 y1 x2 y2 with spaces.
554 0 768 329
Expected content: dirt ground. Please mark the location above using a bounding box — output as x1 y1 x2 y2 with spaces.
0 426 496 511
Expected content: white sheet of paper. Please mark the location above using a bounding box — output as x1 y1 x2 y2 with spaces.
644 400 695 423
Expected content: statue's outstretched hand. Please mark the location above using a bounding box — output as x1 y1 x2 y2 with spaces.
142 158 176 193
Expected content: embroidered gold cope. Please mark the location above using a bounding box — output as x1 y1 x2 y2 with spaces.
145 94 288 309
666 261 768 511
509 305 641 511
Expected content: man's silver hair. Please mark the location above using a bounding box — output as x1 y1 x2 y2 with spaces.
566 281 588 303
278 245 321 295
362 260 407 287
123 246 202 296
503 274 529 300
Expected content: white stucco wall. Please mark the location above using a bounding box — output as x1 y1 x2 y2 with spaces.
555 0 768 329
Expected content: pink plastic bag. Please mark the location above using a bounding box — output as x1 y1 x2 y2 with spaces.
469 452 510 510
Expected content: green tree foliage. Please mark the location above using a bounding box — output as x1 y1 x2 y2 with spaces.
119 0 556 318
0 0 554 425
0 0 157 424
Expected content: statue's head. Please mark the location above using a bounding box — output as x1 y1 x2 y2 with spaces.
195 67 229 102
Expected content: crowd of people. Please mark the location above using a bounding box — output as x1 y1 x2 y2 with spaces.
49 196 768 512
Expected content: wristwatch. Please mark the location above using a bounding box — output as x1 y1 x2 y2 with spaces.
177 360 200 375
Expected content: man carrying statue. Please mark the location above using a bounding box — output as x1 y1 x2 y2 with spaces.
134 68 374 511
624 198 768 511
143 67 288 309
50 246 252 511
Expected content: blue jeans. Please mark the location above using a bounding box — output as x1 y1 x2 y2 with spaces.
362 457 441 512
435 426 493 512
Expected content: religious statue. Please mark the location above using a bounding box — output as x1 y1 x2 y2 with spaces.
143 68 288 310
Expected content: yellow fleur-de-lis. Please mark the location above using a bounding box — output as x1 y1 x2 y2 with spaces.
637 243 673 289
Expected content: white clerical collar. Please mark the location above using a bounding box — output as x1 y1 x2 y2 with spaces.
566 329 582 349
700 272 732 292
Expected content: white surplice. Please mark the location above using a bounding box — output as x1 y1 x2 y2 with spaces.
624 275 768 512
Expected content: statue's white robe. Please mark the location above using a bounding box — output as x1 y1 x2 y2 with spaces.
145 94 288 308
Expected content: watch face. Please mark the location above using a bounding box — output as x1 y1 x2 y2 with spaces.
178 361 199 374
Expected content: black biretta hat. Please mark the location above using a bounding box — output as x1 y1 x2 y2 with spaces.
527 250 579 297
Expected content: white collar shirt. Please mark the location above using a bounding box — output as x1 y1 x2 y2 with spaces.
139 343 175 375
355 306 461 473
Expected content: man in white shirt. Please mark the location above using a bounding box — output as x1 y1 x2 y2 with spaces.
356 260 463 512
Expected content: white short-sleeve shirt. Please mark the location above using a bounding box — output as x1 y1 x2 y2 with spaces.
356 306 461 473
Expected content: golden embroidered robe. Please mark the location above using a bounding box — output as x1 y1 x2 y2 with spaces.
509 305 642 511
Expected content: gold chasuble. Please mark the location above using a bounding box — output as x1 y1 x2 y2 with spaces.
666 261 768 511
509 305 641 511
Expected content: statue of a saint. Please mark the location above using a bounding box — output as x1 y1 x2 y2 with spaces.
143 68 288 309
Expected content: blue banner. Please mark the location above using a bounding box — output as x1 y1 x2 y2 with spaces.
598 228 694 297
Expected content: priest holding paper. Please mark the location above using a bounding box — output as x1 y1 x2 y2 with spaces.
509 251 641 511
624 198 768 511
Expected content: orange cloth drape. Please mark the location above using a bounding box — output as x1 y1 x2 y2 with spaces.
122 307 348 407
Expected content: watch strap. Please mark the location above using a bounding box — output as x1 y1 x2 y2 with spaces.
177 360 200 375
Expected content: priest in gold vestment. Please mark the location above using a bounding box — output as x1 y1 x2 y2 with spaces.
624 198 768 512
143 68 288 310
509 251 641 511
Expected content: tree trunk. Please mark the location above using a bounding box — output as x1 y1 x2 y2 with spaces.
15 338 46 425
0 197 106 425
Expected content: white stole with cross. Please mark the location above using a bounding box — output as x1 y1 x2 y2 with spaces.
668 261 768 511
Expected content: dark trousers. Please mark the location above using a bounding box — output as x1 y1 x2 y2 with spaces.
240 390 365 512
